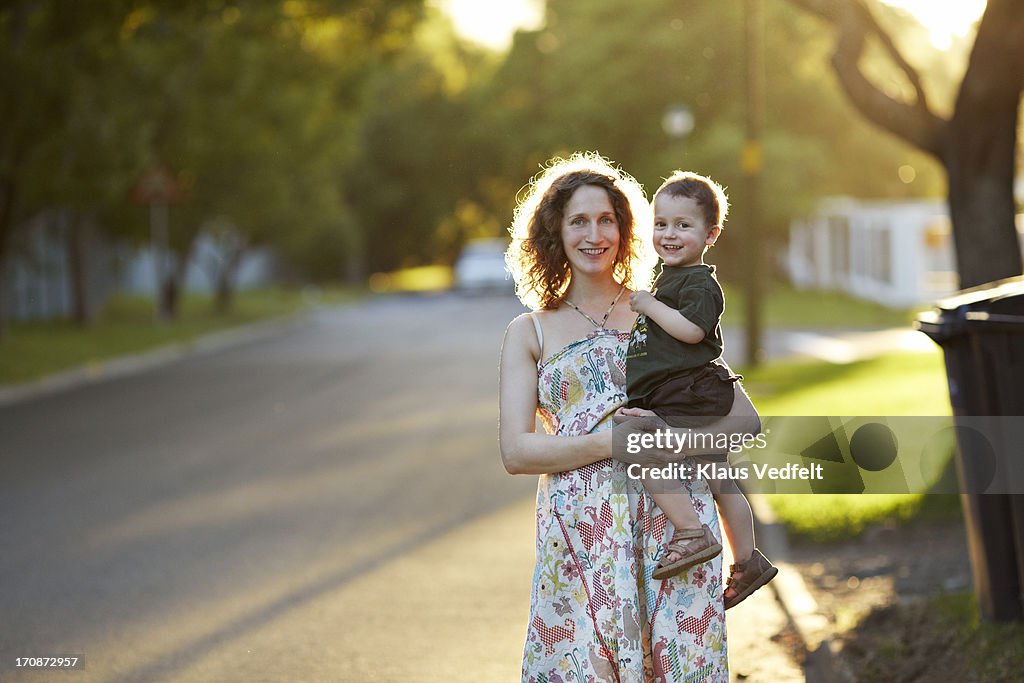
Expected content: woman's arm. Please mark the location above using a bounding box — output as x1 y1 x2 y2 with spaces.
720 369 761 436
499 314 612 475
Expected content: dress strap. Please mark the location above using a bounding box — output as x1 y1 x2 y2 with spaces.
528 312 544 358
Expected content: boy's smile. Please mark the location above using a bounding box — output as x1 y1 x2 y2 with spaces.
652 194 719 268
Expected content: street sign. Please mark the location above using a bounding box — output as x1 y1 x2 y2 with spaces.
131 164 182 205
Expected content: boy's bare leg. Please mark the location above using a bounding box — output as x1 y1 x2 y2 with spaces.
707 476 755 564
644 479 702 531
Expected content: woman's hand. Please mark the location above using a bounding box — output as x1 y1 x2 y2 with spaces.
614 406 656 418
611 411 678 467
612 374 761 467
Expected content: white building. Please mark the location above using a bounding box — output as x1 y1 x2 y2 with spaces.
785 198 1024 308
4 210 278 321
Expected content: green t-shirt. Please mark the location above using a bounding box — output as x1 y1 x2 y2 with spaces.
626 264 724 402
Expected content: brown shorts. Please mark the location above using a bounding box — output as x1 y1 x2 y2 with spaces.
628 362 741 426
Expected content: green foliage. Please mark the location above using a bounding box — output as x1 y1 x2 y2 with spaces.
344 6 496 273
0 0 425 303
1 0 959 292
937 593 1024 676
463 0 948 274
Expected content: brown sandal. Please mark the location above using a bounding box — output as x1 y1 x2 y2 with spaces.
652 524 723 580
724 548 778 609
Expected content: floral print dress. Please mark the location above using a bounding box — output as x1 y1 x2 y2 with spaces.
523 328 727 683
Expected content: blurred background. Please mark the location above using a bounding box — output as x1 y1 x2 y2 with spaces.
1 0 993 334
2 1 1023 681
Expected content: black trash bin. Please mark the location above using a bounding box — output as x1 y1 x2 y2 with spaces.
917 275 1024 621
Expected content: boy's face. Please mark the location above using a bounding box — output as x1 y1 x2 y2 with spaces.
652 194 720 267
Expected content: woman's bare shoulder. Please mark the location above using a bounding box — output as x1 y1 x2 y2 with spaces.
504 312 541 361
507 307 567 328
506 311 537 334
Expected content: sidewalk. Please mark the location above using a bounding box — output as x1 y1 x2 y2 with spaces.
722 325 934 366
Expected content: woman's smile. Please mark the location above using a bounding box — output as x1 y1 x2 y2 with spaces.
561 184 620 275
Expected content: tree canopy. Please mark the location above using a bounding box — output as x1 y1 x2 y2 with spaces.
4 0 986 332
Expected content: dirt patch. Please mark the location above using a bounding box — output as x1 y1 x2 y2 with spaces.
789 517 971 623
786 517 979 681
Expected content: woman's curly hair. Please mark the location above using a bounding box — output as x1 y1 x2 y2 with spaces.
506 152 656 311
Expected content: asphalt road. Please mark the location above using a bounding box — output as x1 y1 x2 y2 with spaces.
0 293 540 682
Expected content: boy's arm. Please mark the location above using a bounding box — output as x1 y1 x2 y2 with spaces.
629 291 706 344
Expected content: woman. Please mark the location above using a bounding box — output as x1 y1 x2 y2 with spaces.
498 153 759 682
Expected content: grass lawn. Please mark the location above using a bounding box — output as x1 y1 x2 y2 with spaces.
721 282 920 328
739 349 961 541
738 349 951 416
0 286 360 385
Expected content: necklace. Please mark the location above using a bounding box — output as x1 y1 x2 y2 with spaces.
563 285 627 329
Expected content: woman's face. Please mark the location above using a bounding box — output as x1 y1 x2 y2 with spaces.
560 184 621 279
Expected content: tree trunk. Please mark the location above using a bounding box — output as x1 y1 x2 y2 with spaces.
159 275 179 320
940 0 1024 289
213 249 244 315
345 229 366 285
0 175 16 342
67 210 96 327
943 126 1022 289
787 0 1024 290
345 249 366 285
158 232 200 321
214 271 235 315
160 251 189 321
0 252 8 342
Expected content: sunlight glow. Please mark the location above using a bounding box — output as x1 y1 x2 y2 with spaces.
439 1 986 52
880 0 986 49
433 0 543 51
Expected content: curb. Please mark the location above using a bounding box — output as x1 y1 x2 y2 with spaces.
0 312 309 408
747 493 846 682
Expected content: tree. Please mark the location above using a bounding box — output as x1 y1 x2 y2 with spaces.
465 0 946 280
344 6 495 274
786 0 1024 288
0 0 430 329
0 1 136 337
129 0 425 303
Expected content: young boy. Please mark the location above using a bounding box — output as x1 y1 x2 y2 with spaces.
621 171 776 609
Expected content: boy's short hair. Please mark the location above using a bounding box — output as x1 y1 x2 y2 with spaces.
653 171 729 231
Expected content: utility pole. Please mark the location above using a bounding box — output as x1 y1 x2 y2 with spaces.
742 0 765 366
132 164 182 323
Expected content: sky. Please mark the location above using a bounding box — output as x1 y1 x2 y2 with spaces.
431 0 543 51
435 0 987 52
